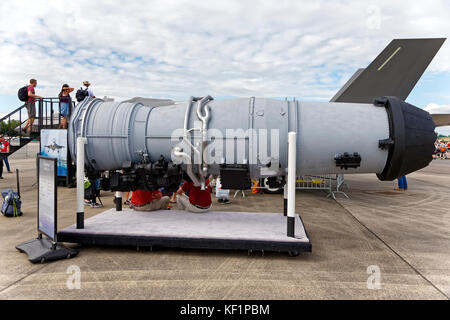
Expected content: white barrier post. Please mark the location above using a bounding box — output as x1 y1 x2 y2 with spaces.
115 191 123 211
287 132 296 237
76 137 87 229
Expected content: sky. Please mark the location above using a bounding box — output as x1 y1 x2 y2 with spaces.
0 0 449 134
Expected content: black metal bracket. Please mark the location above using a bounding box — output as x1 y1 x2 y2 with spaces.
334 152 362 170
378 138 395 150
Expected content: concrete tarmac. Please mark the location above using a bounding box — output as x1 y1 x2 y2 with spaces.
0 158 448 300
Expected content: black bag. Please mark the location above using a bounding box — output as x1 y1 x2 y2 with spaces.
18 86 29 102
84 184 96 201
75 87 89 102
1 169 22 217
84 178 100 202
1 189 22 217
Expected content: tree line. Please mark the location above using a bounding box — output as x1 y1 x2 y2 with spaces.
0 120 21 136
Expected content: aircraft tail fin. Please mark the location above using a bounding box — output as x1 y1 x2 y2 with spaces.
331 38 446 103
330 68 365 102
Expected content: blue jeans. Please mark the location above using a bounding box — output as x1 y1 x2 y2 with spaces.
60 102 70 118
397 176 408 189
3 158 10 172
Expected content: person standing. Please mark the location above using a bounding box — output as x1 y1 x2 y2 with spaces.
396 175 408 191
215 176 230 204
123 191 131 206
0 135 12 175
440 141 447 159
58 84 74 129
82 81 96 99
23 79 42 135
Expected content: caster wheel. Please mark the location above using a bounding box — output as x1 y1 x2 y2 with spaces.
288 251 299 257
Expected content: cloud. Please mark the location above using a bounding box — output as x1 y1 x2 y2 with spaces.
0 0 449 102
425 103 450 114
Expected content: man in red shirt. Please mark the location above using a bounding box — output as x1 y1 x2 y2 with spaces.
23 79 42 135
0 135 12 178
174 177 212 213
130 189 170 211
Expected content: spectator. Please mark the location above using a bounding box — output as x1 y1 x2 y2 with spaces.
130 189 170 211
124 191 131 206
440 141 447 156
58 84 74 129
215 176 230 204
434 140 447 159
396 175 408 191
82 81 96 99
170 180 186 203
0 135 12 175
84 177 103 208
174 175 212 213
434 141 440 158
23 79 42 135
113 170 131 206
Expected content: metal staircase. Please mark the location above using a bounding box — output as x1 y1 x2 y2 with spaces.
0 98 73 161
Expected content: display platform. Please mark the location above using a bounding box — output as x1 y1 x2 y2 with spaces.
57 209 311 254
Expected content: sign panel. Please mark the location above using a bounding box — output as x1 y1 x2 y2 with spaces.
40 129 68 177
38 156 57 240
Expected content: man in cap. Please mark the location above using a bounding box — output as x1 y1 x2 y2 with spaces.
82 81 96 99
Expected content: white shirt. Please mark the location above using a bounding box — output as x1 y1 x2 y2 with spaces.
84 86 94 97
215 177 230 198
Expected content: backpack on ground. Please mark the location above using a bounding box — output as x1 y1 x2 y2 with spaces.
75 87 89 102
1 189 22 217
18 86 29 102
1 169 22 217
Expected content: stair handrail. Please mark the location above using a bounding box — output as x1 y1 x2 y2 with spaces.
1 97 77 160
1 97 76 135
0 104 26 123
1 98 58 139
